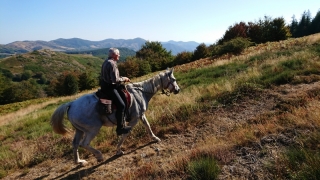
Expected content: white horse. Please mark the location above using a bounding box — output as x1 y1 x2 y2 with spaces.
51 68 180 166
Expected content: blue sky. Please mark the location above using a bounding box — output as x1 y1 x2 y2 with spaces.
0 0 319 44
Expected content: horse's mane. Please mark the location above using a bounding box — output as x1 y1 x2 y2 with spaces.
130 73 163 93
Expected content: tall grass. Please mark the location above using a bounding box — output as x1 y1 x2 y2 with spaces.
188 157 220 180
0 100 74 176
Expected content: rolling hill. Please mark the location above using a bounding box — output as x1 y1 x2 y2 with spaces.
0 49 104 81
0 38 200 57
1 34 320 179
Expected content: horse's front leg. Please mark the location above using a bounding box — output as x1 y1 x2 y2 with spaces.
141 114 161 142
116 133 129 155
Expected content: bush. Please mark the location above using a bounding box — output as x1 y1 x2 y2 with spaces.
173 51 193 65
212 37 253 56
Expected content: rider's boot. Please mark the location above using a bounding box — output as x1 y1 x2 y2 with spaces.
116 112 131 135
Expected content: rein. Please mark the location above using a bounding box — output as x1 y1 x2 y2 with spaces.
160 74 171 96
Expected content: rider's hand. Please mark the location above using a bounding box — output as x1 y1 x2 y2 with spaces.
123 77 130 82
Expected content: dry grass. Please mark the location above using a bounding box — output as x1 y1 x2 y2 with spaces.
1 33 320 179
0 89 95 126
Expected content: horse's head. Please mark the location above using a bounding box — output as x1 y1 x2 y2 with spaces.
160 68 180 94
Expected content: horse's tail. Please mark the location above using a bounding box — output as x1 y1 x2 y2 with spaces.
50 102 72 135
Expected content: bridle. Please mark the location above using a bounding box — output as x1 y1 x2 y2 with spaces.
160 73 175 96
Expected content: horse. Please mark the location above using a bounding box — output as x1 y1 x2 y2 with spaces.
50 68 180 166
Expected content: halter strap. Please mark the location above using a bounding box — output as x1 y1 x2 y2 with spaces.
160 73 172 96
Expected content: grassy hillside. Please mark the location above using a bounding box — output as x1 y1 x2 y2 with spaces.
0 34 320 179
0 49 104 81
65 47 136 62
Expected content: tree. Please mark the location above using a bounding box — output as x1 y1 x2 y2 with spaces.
290 15 299 37
119 57 152 78
0 74 13 104
136 59 152 76
136 41 173 71
8 79 42 103
78 71 97 91
63 74 79 95
247 21 261 44
118 57 140 78
0 68 13 79
21 70 32 81
218 22 248 45
296 10 312 37
192 43 209 61
269 17 291 41
310 10 320 34
173 51 193 65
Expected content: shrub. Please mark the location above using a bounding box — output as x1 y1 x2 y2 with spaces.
212 37 253 56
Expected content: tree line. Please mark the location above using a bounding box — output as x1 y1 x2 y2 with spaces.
0 9 319 105
0 69 98 105
119 9 320 78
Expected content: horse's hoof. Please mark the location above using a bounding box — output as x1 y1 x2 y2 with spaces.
79 160 88 166
153 136 161 142
96 155 104 162
116 151 124 156
97 158 104 162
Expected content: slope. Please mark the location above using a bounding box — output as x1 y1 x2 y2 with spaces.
1 33 320 179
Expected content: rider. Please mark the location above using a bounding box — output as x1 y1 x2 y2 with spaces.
100 48 132 135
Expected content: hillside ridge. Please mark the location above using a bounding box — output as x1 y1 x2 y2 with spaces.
1 38 200 56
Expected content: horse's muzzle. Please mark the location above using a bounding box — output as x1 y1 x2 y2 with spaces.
174 89 180 94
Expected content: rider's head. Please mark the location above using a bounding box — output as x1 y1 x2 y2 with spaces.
108 48 120 61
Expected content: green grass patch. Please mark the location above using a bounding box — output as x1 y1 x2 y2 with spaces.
176 62 248 88
254 58 318 87
187 156 220 180
283 147 320 180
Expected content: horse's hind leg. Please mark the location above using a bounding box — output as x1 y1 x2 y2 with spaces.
141 114 161 142
73 129 88 166
80 131 104 162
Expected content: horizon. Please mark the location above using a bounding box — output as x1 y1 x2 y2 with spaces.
0 0 319 45
7 37 200 44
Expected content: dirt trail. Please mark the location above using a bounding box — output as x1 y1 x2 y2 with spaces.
3 81 320 179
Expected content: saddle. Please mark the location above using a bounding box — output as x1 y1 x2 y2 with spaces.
95 86 131 116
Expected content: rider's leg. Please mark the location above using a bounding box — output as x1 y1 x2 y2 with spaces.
112 89 131 135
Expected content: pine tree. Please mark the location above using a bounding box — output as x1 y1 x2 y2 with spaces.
310 10 320 34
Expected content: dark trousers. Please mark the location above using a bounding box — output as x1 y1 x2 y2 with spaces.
101 81 126 128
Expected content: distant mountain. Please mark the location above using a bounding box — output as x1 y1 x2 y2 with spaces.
66 47 136 62
0 38 200 57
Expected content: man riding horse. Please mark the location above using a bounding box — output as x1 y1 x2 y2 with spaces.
100 48 132 135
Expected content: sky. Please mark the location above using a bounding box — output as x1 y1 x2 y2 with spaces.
0 0 319 45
